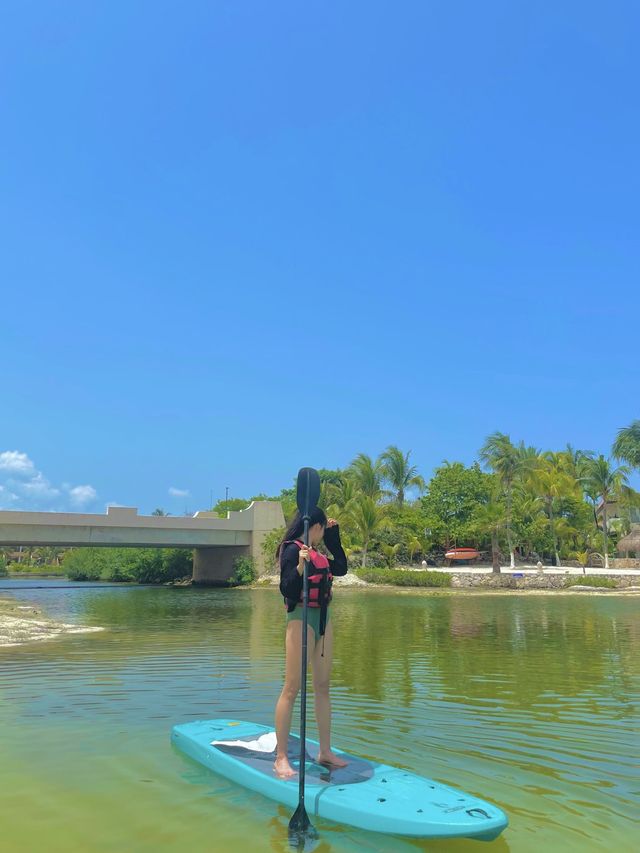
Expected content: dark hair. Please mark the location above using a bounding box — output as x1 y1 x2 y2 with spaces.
276 507 327 561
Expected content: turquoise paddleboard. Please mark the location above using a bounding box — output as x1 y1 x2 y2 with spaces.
171 718 508 841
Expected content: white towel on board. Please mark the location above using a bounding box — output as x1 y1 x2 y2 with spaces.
211 731 278 753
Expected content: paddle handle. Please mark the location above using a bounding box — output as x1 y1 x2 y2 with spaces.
297 515 311 807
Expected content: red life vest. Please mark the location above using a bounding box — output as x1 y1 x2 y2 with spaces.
281 539 333 609
293 539 333 608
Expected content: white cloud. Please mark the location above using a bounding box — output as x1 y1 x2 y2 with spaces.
20 472 60 500
0 450 36 476
0 484 19 508
169 487 190 497
69 485 98 506
0 449 98 512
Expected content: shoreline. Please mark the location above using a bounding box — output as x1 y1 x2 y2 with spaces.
0 596 104 648
254 572 640 595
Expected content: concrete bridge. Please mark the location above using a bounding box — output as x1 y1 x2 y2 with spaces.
0 501 285 584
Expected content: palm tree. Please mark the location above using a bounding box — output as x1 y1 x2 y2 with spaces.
381 543 400 569
408 537 422 563
379 446 425 507
580 455 630 569
559 445 594 479
512 490 546 562
574 550 590 575
552 516 579 563
34 546 64 566
613 420 640 470
472 498 507 573
480 433 524 568
531 459 580 566
515 441 540 467
609 516 631 538
347 495 388 567
322 477 357 520
347 453 384 500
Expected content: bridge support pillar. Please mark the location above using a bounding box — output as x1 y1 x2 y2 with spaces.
192 545 249 586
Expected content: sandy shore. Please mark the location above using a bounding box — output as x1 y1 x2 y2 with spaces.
0 597 104 648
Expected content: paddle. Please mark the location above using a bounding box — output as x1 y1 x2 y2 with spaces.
288 466 321 849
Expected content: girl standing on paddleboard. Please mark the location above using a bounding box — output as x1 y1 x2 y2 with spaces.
274 508 349 778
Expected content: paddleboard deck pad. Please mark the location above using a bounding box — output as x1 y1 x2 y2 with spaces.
171 719 508 840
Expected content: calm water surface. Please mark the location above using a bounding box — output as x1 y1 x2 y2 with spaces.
0 582 638 853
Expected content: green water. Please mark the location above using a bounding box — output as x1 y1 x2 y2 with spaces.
0 583 638 853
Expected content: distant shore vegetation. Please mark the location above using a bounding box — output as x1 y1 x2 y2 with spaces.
251 421 640 573
2 420 638 583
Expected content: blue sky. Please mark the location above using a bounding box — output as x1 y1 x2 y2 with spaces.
1 1 638 513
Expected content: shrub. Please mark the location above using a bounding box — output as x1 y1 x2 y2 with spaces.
124 548 192 584
381 543 400 569
261 527 284 573
355 567 452 587
352 550 386 569
104 562 135 583
63 547 193 583
63 548 104 581
228 556 256 586
564 575 618 589
0 556 8 577
160 549 193 582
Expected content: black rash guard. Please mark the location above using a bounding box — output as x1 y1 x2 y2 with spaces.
279 524 348 611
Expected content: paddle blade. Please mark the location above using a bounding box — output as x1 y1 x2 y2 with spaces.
288 802 319 851
296 468 321 519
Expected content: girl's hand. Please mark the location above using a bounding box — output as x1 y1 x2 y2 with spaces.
297 547 310 573
326 518 338 528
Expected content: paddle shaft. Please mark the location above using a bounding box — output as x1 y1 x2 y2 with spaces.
296 515 311 811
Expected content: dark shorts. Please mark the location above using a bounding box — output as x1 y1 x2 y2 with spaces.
286 606 330 642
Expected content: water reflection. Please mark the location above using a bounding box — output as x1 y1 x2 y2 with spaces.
332 591 639 714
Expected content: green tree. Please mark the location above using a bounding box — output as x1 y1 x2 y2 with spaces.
511 491 547 561
347 495 388 567
560 445 594 480
574 550 590 574
408 537 422 563
213 497 251 516
480 432 527 568
613 420 640 470
580 455 630 569
317 468 345 486
472 496 507 573
421 462 493 549
530 458 580 566
380 446 426 507
322 477 357 520
347 453 384 500
381 543 400 568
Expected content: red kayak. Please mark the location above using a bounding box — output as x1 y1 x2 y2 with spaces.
445 548 480 561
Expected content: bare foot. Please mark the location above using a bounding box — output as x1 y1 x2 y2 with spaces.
273 755 297 779
316 751 348 768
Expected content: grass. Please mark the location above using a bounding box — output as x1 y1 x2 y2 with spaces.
355 567 452 587
6 564 67 576
564 575 619 589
